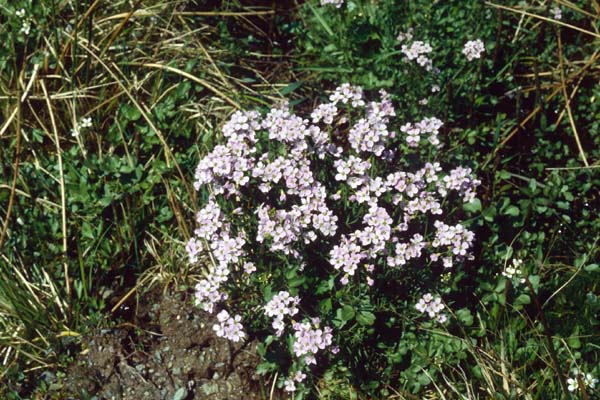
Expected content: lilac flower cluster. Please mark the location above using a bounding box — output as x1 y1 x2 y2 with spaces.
193 110 260 197
415 293 447 323
401 40 433 71
387 234 426 267
462 39 485 61
190 82 480 392
330 236 367 282
15 8 32 36
213 310 245 342
348 91 396 155
439 166 481 202
400 117 443 147
329 83 365 107
264 291 300 336
190 200 248 347
431 221 475 268
185 237 202 264
283 371 307 393
292 318 333 365
396 28 414 43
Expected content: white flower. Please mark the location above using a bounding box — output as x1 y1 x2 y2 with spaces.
567 377 578 392
502 258 525 284
294 371 306 382
397 28 414 43
552 6 562 20
242 262 256 274
567 369 598 393
462 39 485 61
80 117 92 128
320 0 344 8
20 21 31 36
416 293 447 322
584 373 598 388
284 378 296 392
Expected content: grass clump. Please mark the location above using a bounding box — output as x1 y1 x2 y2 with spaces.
0 0 295 395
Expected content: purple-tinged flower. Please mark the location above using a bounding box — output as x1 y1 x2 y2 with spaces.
462 39 485 61
213 310 246 342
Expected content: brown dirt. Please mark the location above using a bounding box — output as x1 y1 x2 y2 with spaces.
61 288 280 400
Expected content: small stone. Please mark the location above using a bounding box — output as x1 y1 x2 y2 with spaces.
201 382 219 395
173 387 187 400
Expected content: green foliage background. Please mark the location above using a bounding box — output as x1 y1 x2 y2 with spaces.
1 0 599 398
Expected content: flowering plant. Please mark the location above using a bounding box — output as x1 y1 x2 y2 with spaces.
188 83 479 395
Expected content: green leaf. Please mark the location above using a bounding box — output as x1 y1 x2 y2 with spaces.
121 104 141 121
307 2 334 36
482 206 496 222
356 311 376 326
498 170 511 180
340 305 355 321
456 308 473 326
528 275 541 292
567 335 581 349
81 222 94 240
285 268 298 280
280 81 303 96
494 278 506 293
417 372 431 385
514 294 531 307
288 276 306 288
463 198 482 213
319 298 332 314
256 361 277 375
584 264 599 273
315 277 334 295
503 205 520 217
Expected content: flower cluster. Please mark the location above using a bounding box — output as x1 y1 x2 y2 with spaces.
439 166 480 202
320 0 344 8
400 117 443 147
191 199 249 346
70 117 92 138
462 39 485 61
415 293 447 323
431 221 475 268
193 110 260 195
213 310 245 342
292 318 333 365
264 291 300 336
284 371 307 393
401 40 433 70
190 82 479 392
502 258 525 285
329 83 365 107
567 368 598 393
15 8 32 36
396 28 414 43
